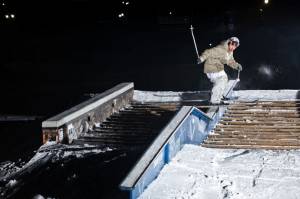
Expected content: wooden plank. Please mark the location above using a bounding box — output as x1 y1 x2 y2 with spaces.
214 128 300 132
229 100 300 104
224 112 300 116
208 134 300 139
212 131 300 135
229 104 300 107
201 143 300 150
204 139 300 146
221 117 300 122
219 121 300 125
226 111 300 114
211 130 300 135
203 100 300 150
223 114 300 118
216 124 300 128
207 137 300 142
227 106 299 109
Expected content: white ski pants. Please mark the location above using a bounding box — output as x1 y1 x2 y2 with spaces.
206 70 228 103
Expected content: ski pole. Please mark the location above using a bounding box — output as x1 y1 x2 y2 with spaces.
237 70 240 81
190 25 200 59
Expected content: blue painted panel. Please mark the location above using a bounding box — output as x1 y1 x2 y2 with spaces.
206 106 226 133
130 144 166 199
129 107 212 198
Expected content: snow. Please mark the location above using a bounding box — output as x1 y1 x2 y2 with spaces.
7 179 17 187
36 143 114 161
67 123 77 143
133 90 208 103
232 90 299 101
94 122 101 128
32 194 45 199
59 147 111 159
0 142 114 188
258 65 274 80
133 90 300 103
134 90 182 102
139 145 300 199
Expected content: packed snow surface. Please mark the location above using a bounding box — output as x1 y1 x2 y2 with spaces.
233 90 299 101
139 145 300 199
133 90 208 102
133 90 299 102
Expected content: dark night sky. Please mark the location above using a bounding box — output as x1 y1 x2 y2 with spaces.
3 0 300 25
1 0 300 116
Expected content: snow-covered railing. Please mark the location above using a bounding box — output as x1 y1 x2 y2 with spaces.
119 106 212 199
42 82 134 144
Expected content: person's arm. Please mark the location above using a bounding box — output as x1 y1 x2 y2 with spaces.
227 56 242 71
198 47 223 63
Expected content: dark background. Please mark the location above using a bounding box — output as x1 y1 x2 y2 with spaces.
1 0 300 172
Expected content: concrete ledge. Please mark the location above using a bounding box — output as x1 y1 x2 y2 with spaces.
42 83 134 128
42 82 134 144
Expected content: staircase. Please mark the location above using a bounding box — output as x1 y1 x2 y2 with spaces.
202 100 300 150
73 102 178 147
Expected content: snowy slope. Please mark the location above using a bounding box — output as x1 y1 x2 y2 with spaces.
139 145 300 199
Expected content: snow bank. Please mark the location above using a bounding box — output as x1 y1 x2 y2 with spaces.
0 142 114 185
139 145 300 199
37 142 114 161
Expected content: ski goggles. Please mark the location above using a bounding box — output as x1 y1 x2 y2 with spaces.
229 41 239 46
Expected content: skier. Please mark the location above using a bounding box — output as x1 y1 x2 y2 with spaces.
197 37 242 105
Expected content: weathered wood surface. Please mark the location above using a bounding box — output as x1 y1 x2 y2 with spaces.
203 100 300 150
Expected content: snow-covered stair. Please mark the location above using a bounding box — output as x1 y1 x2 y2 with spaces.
202 100 300 150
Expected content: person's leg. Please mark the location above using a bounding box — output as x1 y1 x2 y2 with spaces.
206 73 216 103
210 74 228 104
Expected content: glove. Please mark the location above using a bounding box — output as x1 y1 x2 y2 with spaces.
237 64 242 71
197 57 203 64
